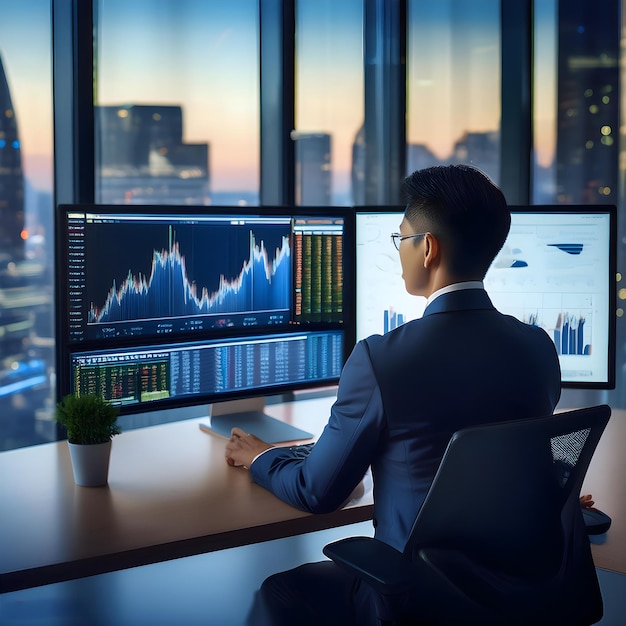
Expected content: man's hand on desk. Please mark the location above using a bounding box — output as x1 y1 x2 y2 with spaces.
225 427 274 469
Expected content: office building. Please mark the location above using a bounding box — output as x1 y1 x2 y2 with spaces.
96 105 210 205
0 54 24 259
293 131 332 206
555 0 619 205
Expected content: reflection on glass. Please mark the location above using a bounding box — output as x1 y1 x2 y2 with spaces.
406 0 500 181
95 0 260 206
0 0 54 451
295 0 363 206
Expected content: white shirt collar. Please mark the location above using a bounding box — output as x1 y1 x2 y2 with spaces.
426 281 485 308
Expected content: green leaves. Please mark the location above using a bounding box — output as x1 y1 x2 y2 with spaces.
55 394 122 445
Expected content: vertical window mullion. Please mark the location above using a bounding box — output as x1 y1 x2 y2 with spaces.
500 0 532 204
260 0 296 206
363 0 406 205
52 0 95 205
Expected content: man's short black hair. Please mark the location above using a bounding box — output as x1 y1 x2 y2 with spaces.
402 164 510 279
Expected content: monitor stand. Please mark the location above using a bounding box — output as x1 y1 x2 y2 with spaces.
202 397 314 444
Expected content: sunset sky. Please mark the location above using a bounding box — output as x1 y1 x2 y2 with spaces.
0 0 557 195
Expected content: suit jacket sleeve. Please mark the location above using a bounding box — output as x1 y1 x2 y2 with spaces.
249 340 384 513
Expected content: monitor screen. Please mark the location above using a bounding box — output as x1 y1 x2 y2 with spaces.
355 205 616 389
355 207 426 340
56 205 355 439
484 205 616 389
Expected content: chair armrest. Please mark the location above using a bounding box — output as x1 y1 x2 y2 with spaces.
323 536 416 595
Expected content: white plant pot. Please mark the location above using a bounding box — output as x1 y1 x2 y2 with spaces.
68 440 112 487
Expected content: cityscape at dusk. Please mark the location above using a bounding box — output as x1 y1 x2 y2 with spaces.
0 0 622 454
1 0 558 203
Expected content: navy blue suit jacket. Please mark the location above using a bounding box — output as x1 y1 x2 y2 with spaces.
250 289 561 552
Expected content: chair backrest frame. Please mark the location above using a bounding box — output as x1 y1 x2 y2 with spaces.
404 405 611 578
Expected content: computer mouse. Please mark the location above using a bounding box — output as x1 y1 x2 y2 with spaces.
582 508 612 535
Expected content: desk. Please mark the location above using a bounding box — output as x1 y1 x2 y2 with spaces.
2 399 623 594
0 394 373 593
581 407 626 574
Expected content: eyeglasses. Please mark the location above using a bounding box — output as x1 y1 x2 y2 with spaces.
390 232 428 251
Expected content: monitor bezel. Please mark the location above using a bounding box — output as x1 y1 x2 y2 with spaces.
54 203 357 414
506 204 617 390
355 204 617 390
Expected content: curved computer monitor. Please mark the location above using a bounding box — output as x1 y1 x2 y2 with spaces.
55 205 356 441
355 205 616 389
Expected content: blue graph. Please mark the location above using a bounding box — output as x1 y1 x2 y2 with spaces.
548 243 584 255
89 231 291 323
554 313 590 356
383 308 405 333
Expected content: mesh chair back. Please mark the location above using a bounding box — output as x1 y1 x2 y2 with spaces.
404 405 610 578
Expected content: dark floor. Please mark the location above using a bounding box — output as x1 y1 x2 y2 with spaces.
1 521 624 626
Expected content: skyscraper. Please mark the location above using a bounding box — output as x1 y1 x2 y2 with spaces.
96 104 210 204
293 132 332 206
0 53 51 450
0 53 24 259
556 0 619 204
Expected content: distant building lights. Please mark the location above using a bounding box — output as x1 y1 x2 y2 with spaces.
618 288 626 300
601 136 614 146
117 109 129 118
602 96 610 104
585 140 594 149
589 104 599 114
601 125 612 135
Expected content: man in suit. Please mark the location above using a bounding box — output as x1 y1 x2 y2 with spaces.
225 164 562 625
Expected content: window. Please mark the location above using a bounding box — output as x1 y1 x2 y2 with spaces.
406 0 501 182
3 0 626 452
295 0 363 205
0 0 54 451
95 0 260 206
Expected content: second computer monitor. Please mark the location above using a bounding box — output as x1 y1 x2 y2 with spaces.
355 205 616 389
355 207 426 340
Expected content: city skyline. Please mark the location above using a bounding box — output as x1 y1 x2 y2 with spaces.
0 0 558 199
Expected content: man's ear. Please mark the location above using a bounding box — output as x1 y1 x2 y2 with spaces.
423 233 440 269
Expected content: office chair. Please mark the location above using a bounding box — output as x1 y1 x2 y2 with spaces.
323 405 611 626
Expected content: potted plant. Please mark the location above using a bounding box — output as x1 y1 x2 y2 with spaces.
55 393 122 487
